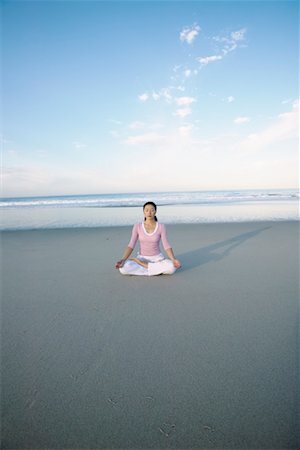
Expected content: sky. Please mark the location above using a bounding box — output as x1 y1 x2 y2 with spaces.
2 0 299 197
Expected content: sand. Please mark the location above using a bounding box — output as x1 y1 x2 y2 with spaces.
1 222 299 449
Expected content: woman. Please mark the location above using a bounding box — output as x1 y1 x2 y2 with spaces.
115 201 182 276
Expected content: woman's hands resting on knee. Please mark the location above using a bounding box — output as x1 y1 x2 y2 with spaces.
173 259 182 269
115 246 134 269
115 259 125 269
165 248 181 269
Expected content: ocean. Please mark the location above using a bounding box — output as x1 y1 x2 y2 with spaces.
0 189 299 230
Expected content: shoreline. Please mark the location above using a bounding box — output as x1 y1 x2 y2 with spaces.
1 217 299 233
1 200 299 231
2 221 299 449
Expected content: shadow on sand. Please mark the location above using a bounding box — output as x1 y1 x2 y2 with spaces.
177 226 272 272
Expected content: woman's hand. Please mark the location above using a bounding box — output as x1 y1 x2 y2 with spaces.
115 259 125 269
115 247 134 269
173 259 182 269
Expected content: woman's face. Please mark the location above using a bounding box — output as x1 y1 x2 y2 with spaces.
143 205 156 220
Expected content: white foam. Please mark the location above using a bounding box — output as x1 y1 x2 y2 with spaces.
0 189 299 209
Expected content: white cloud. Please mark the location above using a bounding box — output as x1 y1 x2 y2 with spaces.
2 166 55 197
125 121 164 133
175 96 196 106
5 98 298 197
138 85 190 107
180 24 201 44
178 124 193 137
227 96 235 103
222 42 237 56
240 99 299 151
2 165 124 197
138 92 149 102
144 87 173 103
198 55 223 66
234 116 250 124
221 29 247 56
124 132 166 146
174 107 192 118
182 68 197 78
159 88 172 102
199 28 247 67
279 98 299 116
231 28 247 42
116 128 296 191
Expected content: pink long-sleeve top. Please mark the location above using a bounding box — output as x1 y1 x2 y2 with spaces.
128 222 172 256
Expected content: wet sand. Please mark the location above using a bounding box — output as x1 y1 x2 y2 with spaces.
1 222 299 449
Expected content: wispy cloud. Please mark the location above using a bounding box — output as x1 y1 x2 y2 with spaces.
124 132 166 146
234 116 250 124
180 24 201 44
179 68 199 79
175 96 196 106
198 55 223 66
239 99 299 152
178 124 194 137
230 28 247 42
221 28 247 56
139 92 196 117
152 87 173 102
139 88 175 103
198 28 247 67
138 93 149 102
2 166 123 196
2 166 54 196
174 107 192 118
137 26 246 128
110 120 165 144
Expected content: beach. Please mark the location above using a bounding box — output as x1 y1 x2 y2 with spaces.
1 222 299 449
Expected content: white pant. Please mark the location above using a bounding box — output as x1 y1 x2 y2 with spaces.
119 253 176 276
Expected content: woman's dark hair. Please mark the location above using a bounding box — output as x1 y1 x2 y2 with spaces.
143 201 158 221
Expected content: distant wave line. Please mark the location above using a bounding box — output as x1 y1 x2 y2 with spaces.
0 190 298 209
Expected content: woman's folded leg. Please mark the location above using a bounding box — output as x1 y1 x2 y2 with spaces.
119 259 148 276
148 259 176 276
119 256 176 277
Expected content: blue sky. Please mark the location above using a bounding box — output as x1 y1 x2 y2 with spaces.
2 0 299 197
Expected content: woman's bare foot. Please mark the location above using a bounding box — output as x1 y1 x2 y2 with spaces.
130 257 148 268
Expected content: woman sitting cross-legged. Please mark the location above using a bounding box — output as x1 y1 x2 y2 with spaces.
115 201 181 276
